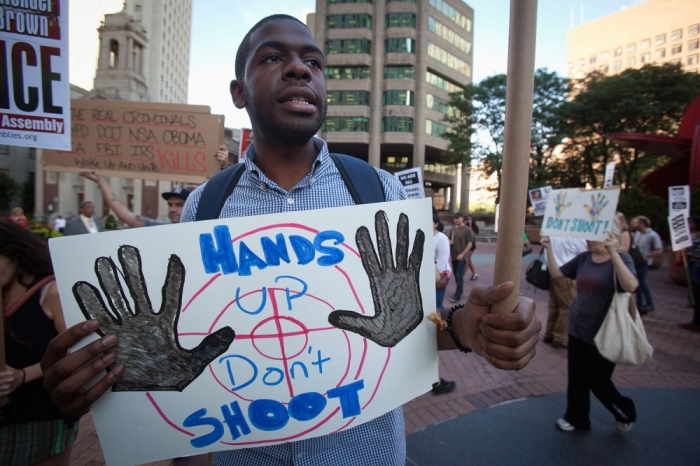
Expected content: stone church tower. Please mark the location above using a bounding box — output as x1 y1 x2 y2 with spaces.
93 8 149 101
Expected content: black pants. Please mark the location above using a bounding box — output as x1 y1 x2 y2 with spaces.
564 335 636 429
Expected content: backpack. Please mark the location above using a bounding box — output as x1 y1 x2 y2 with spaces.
525 247 550 291
195 153 386 221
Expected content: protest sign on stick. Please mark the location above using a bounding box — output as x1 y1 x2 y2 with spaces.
493 0 539 314
669 185 690 217
0 0 71 150
238 128 253 164
603 162 616 188
669 211 693 252
49 198 438 465
528 186 551 216
41 100 225 182
540 187 621 241
394 167 426 199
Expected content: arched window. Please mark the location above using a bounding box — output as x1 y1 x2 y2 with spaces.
109 40 119 68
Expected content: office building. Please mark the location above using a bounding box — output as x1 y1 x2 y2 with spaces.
308 0 474 211
567 0 700 79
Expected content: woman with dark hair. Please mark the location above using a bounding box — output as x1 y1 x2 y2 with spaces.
0 221 76 466
465 214 479 281
679 216 700 332
542 233 638 433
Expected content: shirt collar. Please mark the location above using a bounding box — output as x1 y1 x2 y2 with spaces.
242 137 330 186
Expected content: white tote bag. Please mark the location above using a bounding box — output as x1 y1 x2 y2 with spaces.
594 274 653 366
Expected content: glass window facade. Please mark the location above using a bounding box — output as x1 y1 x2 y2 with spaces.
381 156 409 169
323 117 370 132
671 44 682 54
640 39 650 50
427 16 471 54
382 117 414 132
656 34 666 45
326 14 372 29
326 39 372 54
328 0 372 3
383 90 414 106
385 12 416 28
426 93 452 115
689 39 699 51
327 90 371 105
671 29 682 41
427 0 471 33
690 24 699 36
426 119 447 137
426 70 462 92
427 42 471 76
325 66 371 79
384 65 415 79
385 38 416 53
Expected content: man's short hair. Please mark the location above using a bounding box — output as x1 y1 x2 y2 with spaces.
636 215 651 227
453 212 465 218
79 201 93 209
234 14 310 81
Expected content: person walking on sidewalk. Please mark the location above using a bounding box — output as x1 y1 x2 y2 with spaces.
465 214 479 281
632 216 663 312
542 236 587 349
448 212 473 302
541 233 638 433
679 216 700 332
433 215 452 310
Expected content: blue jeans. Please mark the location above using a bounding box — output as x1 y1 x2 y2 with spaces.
436 283 447 310
635 263 653 307
451 259 466 300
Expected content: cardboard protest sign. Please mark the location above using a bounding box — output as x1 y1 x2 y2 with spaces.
669 185 690 217
528 186 551 216
604 162 616 188
394 167 425 199
669 211 693 251
49 198 438 465
0 0 71 150
540 188 620 241
238 128 253 164
41 100 225 182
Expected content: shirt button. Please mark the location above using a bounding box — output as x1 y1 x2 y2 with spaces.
296 453 303 458
310 177 316 184
287 198 294 204
259 184 266 190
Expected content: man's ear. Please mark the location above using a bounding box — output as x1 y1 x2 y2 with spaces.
231 80 246 109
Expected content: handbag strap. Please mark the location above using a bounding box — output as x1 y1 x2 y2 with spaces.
3 275 56 318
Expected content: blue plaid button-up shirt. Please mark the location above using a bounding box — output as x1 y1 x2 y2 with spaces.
181 138 408 465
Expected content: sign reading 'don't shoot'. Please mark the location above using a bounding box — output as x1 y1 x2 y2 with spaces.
540 187 621 241
49 198 438 465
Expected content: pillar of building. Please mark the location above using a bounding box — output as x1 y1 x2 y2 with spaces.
459 166 470 214
412 3 428 170
367 0 386 168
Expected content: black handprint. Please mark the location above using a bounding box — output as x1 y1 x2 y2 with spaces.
73 245 235 392
328 211 425 347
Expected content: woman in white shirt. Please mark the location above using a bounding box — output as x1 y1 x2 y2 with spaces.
433 215 452 309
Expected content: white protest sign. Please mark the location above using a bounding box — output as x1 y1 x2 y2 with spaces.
528 185 552 216
669 185 690 217
0 0 70 150
394 167 425 199
49 198 438 465
669 211 693 251
540 187 621 241
604 162 616 188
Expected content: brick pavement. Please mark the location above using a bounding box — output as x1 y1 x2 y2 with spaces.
69 243 700 465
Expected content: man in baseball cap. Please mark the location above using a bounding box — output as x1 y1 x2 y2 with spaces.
80 171 191 227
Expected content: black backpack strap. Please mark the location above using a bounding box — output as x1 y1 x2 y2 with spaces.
330 153 386 205
195 163 246 221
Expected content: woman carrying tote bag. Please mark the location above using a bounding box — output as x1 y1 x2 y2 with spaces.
541 231 639 434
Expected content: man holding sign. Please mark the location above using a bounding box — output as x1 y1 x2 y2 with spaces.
40 15 540 464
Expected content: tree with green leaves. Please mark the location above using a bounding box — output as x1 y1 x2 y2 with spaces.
560 63 700 191
443 69 570 203
0 173 19 215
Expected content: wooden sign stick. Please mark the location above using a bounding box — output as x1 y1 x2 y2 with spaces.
492 0 539 314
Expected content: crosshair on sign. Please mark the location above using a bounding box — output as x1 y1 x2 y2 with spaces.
151 223 391 446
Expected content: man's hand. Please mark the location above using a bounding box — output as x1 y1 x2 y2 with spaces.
73 245 235 392
453 282 541 370
216 144 229 169
42 320 124 416
540 235 551 248
80 169 102 183
329 211 425 347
